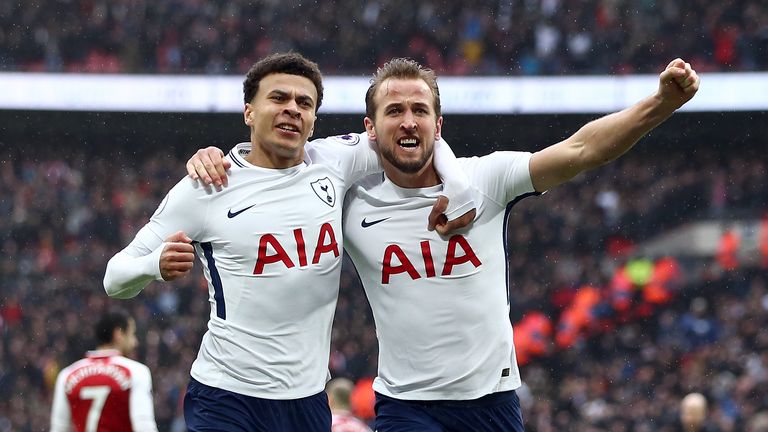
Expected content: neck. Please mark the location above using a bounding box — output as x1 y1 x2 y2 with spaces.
246 137 304 169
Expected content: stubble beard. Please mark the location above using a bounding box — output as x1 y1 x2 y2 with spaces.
380 141 434 174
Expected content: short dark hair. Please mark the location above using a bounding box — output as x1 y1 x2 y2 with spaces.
95 308 131 346
365 58 441 120
243 52 324 111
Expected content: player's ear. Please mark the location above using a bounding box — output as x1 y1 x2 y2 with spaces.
435 116 443 140
364 117 376 141
244 104 253 126
112 327 124 344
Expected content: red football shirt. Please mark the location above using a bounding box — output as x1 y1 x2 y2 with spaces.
51 349 157 432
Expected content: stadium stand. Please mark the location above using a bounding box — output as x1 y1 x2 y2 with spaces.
1 0 767 75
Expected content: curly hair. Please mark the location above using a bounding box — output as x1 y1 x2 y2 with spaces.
243 52 324 111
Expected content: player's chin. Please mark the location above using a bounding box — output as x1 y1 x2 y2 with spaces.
393 157 427 174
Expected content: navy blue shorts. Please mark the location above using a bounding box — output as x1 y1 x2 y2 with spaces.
183 377 331 432
374 390 524 432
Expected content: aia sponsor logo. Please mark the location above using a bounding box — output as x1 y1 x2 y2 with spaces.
381 235 482 284
253 223 339 274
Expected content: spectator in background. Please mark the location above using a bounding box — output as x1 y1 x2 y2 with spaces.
326 378 373 432
749 412 768 432
679 297 720 350
2 1 764 75
50 307 158 432
678 392 719 432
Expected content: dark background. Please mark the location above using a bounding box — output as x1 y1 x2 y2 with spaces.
3 110 765 158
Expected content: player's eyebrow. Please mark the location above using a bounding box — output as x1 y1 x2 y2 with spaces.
383 101 430 111
269 89 315 108
295 94 315 108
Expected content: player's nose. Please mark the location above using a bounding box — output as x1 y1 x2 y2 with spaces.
401 111 417 130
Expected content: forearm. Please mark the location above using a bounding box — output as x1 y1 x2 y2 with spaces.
531 94 678 191
104 231 165 299
531 59 698 192
576 94 676 168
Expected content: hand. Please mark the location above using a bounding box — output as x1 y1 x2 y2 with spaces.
428 195 476 235
186 147 231 187
160 231 194 281
658 58 700 108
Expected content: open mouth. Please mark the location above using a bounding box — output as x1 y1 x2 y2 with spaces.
398 137 419 149
276 124 300 134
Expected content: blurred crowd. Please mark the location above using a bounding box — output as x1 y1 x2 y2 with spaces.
0 139 765 431
2 0 767 76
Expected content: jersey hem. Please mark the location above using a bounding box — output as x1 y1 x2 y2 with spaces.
372 381 522 401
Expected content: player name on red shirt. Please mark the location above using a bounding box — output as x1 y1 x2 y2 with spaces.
64 363 131 394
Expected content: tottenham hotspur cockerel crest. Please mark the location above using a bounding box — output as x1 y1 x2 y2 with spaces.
311 177 336 207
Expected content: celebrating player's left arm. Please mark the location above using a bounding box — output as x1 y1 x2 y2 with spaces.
529 58 699 192
104 230 195 299
105 179 202 299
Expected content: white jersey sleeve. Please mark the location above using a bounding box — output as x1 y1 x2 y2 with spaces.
103 177 209 298
459 151 535 205
125 360 158 431
102 235 164 299
50 370 72 432
304 133 381 184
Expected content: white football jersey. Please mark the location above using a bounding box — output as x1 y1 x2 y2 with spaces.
105 134 379 399
342 151 537 400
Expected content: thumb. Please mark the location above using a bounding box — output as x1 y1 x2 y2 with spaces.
666 58 684 70
428 196 449 231
164 231 192 243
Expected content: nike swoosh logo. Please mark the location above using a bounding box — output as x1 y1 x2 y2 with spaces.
227 204 257 218
361 217 390 228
